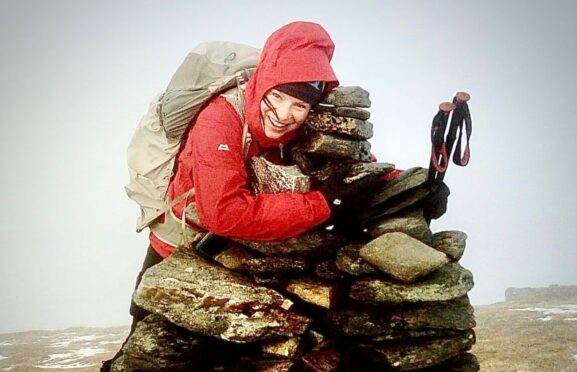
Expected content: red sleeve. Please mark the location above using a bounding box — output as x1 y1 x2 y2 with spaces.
190 99 330 241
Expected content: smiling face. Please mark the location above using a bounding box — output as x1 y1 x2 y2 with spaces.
260 89 312 140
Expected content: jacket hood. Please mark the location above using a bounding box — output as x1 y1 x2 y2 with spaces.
245 21 339 149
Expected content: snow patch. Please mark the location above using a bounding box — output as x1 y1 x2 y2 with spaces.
98 340 122 345
0 341 16 346
2 365 16 371
0 355 8 360
49 341 71 348
539 316 553 321
36 348 107 369
36 362 98 369
509 305 577 317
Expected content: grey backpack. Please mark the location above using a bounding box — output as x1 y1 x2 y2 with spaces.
125 42 260 232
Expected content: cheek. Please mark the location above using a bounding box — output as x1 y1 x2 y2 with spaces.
293 111 309 126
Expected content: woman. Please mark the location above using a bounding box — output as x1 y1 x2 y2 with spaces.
101 21 339 371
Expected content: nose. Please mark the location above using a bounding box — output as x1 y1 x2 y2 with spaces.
275 102 293 123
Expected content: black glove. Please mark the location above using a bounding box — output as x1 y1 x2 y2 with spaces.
315 164 377 226
423 179 450 220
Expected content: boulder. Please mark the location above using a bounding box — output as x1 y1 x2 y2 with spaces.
305 112 373 140
359 232 449 283
239 230 344 258
250 156 310 194
133 247 311 342
285 278 340 309
431 231 468 261
298 131 372 162
349 262 474 304
367 209 432 243
349 330 475 370
322 86 371 108
335 242 379 277
313 104 371 120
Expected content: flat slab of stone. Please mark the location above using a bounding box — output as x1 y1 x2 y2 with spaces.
250 156 310 194
299 131 372 162
344 162 395 184
359 232 449 283
244 257 311 278
323 296 475 338
366 167 429 208
359 189 430 225
367 209 432 243
431 231 468 261
335 242 379 277
349 262 474 304
133 247 311 342
305 112 373 140
239 230 344 258
350 330 475 370
285 278 340 309
322 86 371 108
313 104 371 120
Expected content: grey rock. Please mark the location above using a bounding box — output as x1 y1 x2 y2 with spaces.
250 156 310 194
335 242 379 276
313 104 371 120
431 231 468 261
305 112 373 140
299 131 372 162
133 247 311 342
284 277 340 309
359 232 449 283
239 230 344 258
119 314 242 371
323 296 475 338
350 330 475 370
343 162 396 184
359 189 430 225
366 167 429 208
214 244 255 272
367 208 432 243
349 262 474 304
322 86 371 108
243 257 311 278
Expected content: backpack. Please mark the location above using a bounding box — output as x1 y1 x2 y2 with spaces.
125 42 261 232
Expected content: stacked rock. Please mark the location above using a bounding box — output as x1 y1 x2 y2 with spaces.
112 87 478 371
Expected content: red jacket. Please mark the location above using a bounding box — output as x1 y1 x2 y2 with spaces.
150 22 340 257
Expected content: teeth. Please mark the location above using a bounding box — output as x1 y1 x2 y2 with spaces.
270 117 289 128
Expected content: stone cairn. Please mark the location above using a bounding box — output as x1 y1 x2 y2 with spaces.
112 87 478 371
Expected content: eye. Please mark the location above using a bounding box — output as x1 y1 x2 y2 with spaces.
269 91 282 100
295 102 310 110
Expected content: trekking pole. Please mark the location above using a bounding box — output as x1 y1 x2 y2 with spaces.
437 91 472 182
428 102 456 182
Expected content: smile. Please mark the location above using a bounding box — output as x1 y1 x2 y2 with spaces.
269 116 293 129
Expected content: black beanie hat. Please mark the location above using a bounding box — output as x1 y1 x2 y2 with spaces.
275 81 326 105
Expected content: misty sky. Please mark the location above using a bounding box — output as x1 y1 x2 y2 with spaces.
1 0 576 334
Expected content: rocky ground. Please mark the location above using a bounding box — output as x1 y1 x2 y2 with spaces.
1 293 576 371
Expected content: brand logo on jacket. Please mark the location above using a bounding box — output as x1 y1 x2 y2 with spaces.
217 144 230 151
